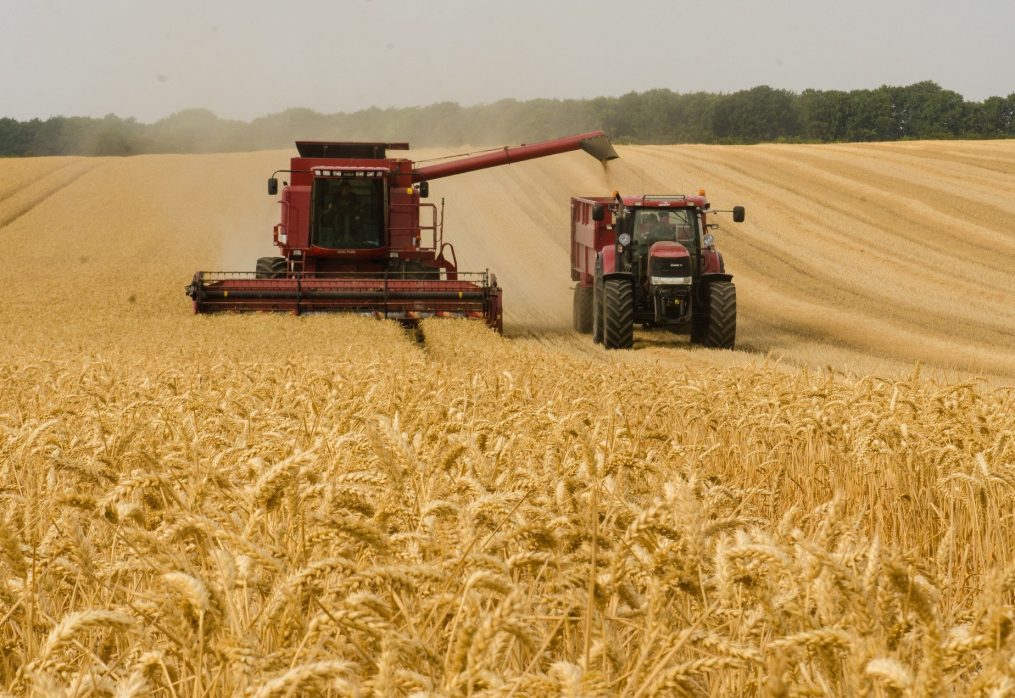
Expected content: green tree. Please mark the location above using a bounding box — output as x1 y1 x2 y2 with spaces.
978 95 1015 137
799 89 849 141
712 86 801 142
843 88 897 141
0 118 34 155
886 81 966 139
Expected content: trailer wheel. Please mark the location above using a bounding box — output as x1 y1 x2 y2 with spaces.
573 285 593 333
603 278 634 350
592 275 604 344
255 256 287 279
704 282 736 349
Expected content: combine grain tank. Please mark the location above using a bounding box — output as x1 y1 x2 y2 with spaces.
186 132 617 331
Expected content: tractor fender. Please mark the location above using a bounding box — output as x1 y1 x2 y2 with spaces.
701 249 726 274
598 247 632 282
700 272 733 283
603 270 633 283
599 245 620 275
696 272 733 300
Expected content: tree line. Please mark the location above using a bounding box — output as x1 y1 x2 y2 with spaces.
2 81 1012 157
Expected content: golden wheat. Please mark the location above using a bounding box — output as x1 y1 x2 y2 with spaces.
0 316 1012 694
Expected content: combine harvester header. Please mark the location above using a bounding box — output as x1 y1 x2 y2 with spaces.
186 132 618 331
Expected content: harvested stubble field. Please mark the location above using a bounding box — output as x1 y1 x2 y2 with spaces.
1 142 1014 696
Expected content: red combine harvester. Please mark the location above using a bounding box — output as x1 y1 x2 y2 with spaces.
571 192 745 349
186 132 618 331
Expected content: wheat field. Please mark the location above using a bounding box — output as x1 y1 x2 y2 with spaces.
1 142 1014 696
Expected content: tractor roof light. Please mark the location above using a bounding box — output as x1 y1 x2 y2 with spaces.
643 195 685 202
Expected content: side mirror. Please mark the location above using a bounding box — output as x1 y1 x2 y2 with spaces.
592 204 605 221
733 206 745 223
268 178 278 196
418 181 429 198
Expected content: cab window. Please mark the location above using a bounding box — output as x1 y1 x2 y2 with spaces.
312 177 385 249
634 209 697 247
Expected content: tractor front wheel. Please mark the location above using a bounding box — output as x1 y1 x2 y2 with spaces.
603 278 634 350
703 281 736 349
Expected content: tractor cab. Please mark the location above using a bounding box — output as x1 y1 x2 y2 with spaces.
630 207 699 279
616 203 700 290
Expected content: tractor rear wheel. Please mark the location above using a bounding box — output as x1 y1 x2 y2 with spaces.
255 257 288 279
573 285 593 333
703 282 736 349
603 278 634 350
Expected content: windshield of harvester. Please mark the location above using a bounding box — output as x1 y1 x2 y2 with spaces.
312 176 385 249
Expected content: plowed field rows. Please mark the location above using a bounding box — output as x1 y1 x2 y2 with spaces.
1 143 1013 695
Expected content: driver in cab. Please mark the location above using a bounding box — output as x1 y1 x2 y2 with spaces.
321 181 363 246
635 213 659 246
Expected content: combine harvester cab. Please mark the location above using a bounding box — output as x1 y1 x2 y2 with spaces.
186 133 617 332
571 191 745 349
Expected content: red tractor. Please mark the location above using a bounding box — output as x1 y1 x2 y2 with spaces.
187 132 618 330
570 192 745 349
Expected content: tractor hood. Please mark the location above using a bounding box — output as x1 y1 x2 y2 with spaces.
648 242 693 285
649 241 690 259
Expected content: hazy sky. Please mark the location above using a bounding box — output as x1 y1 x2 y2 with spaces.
3 0 1012 123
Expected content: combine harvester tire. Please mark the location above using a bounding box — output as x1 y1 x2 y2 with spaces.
255 257 287 279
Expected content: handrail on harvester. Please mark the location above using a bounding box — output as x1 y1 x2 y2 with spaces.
390 201 440 250
411 130 618 182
